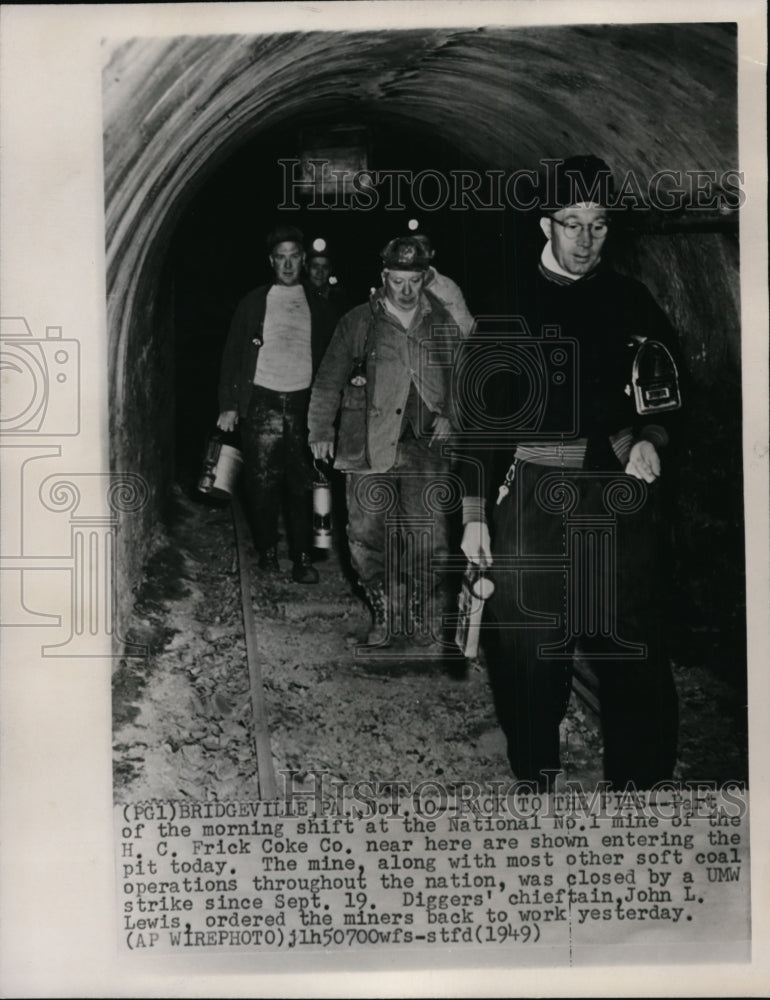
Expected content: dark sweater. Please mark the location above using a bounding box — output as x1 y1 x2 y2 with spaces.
455 263 683 513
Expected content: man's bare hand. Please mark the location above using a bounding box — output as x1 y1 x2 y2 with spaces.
429 416 452 446
461 521 493 567
311 441 335 461
217 410 238 432
625 440 661 482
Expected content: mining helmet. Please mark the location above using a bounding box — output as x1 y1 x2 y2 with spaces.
380 236 432 271
410 234 436 261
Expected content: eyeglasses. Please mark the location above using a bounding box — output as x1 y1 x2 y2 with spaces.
551 218 609 240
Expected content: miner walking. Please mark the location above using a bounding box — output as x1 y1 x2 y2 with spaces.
458 156 681 789
218 225 336 583
308 235 470 651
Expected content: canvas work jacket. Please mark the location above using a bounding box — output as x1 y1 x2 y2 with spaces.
308 288 463 473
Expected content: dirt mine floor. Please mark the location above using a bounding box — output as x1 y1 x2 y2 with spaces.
112 486 748 804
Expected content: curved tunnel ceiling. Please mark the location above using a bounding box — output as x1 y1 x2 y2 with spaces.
100 19 742 639
103 22 738 410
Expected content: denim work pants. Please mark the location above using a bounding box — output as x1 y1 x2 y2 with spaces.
240 385 313 558
485 460 678 790
346 436 452 622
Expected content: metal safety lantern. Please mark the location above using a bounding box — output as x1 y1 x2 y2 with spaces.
312 462 333 549
197 430 243 499
630 338 682 416
455 564 495 659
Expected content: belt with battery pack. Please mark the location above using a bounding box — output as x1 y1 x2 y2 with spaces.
493 337 682 503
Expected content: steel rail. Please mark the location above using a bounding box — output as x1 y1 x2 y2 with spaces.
232 495 278 800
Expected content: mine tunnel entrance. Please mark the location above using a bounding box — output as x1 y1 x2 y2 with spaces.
114 108 750 792
162 110 745 687
107 23 748 798
168 114 523 483
105 25 745 686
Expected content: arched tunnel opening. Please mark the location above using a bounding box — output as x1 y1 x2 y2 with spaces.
106 21 747 794
168 115 517 483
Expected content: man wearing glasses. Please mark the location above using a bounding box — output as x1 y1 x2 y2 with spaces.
458 155 681 791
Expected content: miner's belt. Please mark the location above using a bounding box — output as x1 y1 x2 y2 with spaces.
514 441 588 468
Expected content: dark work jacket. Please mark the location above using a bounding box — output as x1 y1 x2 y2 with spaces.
455 263 685 507
309 283 353 324
218 282 337 416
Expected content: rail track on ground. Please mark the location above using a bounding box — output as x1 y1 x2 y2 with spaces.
227 495 600 800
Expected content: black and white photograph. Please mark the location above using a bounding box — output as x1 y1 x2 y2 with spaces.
1 2 768 996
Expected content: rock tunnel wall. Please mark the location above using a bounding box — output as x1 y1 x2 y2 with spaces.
102 23 741 645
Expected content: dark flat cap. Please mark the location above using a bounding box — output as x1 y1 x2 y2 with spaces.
540 155 616 211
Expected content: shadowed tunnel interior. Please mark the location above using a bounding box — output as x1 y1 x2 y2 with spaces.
103 22 744 679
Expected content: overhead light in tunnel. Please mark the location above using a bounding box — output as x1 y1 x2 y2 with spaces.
408 218 419 231
298 125 370 203
312 238 327 252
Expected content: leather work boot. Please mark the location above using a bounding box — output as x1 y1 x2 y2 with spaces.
292 552 319 584
258 547 280 572
362 586 391 647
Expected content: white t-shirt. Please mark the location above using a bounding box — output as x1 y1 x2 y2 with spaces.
254 284 312 391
